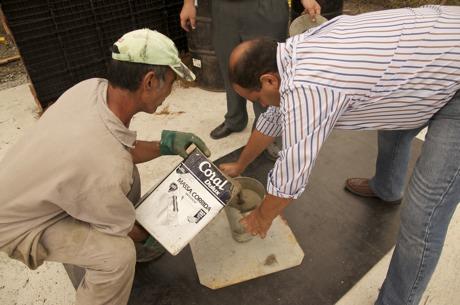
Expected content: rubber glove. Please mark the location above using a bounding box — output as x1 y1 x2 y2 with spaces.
160 130 211 158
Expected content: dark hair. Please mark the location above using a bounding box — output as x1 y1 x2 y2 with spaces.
107 59 169 92
229 37 279 90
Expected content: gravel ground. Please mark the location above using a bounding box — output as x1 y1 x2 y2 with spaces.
0 22 27 91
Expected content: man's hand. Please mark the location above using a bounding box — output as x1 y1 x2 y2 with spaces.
180 0 197 32
240 206 274 238
301 0 321 22
219 162 245 178
128 223 149 242
160 130 210 158
240 194 293 238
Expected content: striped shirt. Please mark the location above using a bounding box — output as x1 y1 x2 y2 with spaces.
256 5 460 199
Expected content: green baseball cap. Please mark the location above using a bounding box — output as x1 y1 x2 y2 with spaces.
112 29 195 81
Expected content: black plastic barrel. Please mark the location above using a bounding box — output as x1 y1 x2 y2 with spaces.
291 0 344 21
186 0 225 91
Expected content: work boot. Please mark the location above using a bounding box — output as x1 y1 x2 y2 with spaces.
135 236 166 263
344 178 402 205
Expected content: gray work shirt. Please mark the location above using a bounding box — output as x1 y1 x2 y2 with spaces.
0 78 137 268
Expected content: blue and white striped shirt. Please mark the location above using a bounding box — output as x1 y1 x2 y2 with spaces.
256 5 460 199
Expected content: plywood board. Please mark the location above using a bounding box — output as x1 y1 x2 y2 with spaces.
190 212 304 289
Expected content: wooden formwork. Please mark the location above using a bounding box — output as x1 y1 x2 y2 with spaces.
0 8 44 114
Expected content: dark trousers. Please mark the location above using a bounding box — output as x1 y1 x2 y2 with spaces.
212 0 289 130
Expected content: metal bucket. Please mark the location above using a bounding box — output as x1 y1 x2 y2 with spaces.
224 177 265 243
289 14 328 37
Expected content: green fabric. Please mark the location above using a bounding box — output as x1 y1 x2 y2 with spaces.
112 29 195 81
160 130 211 159
136 236 165 262
143 236 163 249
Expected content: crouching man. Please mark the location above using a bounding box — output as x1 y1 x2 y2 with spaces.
0 29 210 305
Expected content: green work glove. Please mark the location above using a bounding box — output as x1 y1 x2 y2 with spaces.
160 130 211 159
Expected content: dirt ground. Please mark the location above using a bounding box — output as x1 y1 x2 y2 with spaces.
1 0 455 91
0 22 27 91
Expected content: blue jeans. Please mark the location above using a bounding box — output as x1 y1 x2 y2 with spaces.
372 91 460 305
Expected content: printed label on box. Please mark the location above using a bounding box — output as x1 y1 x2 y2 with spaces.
192 58 202 68
135 148 233 255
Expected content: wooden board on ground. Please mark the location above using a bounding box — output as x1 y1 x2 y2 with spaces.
190 212 304 289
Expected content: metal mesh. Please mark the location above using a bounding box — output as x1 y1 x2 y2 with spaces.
2 0 186 108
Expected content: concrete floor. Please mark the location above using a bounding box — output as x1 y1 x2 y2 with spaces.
336 209 460 305
0 83 458 305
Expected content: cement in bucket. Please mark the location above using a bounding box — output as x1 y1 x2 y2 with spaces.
289 14 328 37
224 177 265 243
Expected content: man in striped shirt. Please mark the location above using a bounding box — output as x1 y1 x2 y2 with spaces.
220 5 460 305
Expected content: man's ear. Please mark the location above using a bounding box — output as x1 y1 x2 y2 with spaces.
143 71 158 91
259 73 279 89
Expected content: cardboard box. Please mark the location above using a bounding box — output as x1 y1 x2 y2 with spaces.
135 148 234 255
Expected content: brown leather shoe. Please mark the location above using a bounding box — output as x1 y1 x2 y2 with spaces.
344 178 402 205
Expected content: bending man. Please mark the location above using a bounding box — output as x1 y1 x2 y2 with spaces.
220 6 460 305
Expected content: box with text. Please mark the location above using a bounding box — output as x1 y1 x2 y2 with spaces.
135 148 234 255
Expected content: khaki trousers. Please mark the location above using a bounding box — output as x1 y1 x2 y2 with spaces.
40 218 136 305
39 166 141 305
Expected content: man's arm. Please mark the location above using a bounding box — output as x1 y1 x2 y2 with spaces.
220 130 275 176
220 106 282 177
130 131 210 164
130 140 161 164
301 0 321 21
242 85 351 237
128 222 150 242
180 0 196 32
238 130 275 168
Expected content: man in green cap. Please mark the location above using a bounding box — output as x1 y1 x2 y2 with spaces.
0 29 209 305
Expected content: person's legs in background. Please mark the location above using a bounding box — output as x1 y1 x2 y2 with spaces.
345 127 423 203
242 0 289 160
370 128 424 201
211 0 248 139
376 92 460 304
241 0 289 127
211 0 289 143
